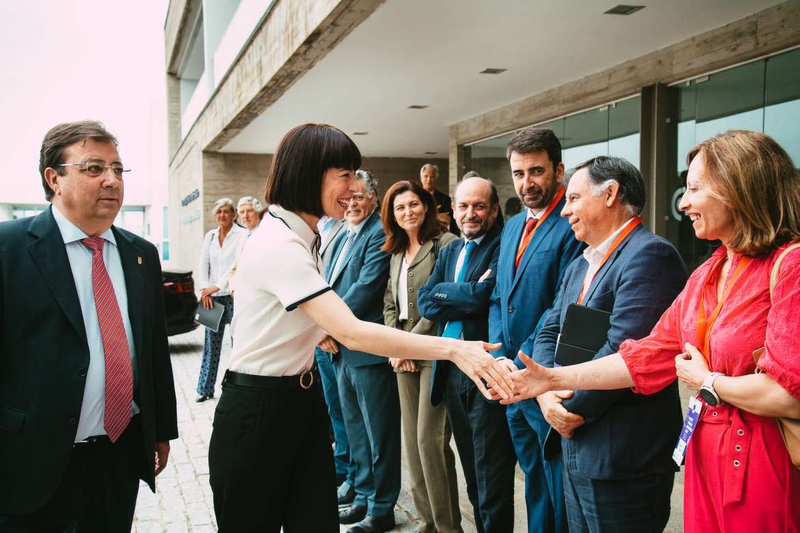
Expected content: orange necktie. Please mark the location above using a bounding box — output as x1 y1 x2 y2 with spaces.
515 217 538 272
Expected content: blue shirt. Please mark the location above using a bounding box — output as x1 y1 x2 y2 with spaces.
52 206 138 441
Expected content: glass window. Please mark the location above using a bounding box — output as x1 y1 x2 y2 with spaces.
765 48 800 164
12 206 47 219
670 48 800 271
465 95 641 214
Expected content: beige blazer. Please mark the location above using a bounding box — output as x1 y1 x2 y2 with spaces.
383 232 458 336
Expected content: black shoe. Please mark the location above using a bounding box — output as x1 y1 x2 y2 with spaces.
346 514 396 533
337 483 356 506
196 394 214 403
339 504 367 525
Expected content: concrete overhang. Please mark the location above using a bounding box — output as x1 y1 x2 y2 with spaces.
216 0 784 158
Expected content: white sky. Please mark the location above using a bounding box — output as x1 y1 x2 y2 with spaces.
0 0 168 205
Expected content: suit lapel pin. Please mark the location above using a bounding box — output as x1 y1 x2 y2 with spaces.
137 256 143 265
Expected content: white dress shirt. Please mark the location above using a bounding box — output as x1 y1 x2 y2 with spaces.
52 206 138 442
198 223 248 295
579 218 634 301
444 234 486 339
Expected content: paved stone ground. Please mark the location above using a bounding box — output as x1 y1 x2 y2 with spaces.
133 328 684 532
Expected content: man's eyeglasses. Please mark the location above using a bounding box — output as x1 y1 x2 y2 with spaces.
58 160 130 178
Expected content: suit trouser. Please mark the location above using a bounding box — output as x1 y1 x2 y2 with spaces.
197 295 234 396
337 360 401 518
443 363 516 533
397 361 462 533
314 347 354 484
507 401 567 533
0 417 144 533
208 371 338 533
561 442 674 533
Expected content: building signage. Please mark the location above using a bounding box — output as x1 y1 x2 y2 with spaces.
181 189 200 207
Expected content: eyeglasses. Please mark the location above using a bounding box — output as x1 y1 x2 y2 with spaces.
58 160 130 178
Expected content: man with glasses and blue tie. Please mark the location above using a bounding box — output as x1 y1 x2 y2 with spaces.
0 120 178 531
418 177 515 533
318 170 399 533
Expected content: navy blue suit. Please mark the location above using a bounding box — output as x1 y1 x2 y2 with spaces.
535 224 686 532
489 200 584 533
313 219 354 488
419 223 517 533
326 211 400 518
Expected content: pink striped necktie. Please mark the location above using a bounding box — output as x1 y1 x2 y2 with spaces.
81 237 133 442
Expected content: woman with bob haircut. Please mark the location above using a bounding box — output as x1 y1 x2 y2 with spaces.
381 180 461 533
207 123 513 533
502 130 800 532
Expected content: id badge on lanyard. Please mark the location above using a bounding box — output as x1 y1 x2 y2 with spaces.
673 396 704 466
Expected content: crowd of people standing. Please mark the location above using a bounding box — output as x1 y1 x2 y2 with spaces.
3 119 798 533
190 123 800 533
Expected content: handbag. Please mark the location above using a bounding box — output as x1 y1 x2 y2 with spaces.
752 242 800 469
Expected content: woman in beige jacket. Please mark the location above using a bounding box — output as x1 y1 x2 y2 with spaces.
381 180 462 533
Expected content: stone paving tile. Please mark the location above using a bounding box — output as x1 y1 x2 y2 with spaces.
134 328 684 532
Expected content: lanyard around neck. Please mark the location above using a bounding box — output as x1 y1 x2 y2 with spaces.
577 217 642 305
696 253 752 361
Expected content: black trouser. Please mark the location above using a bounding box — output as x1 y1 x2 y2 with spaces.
0 416 144 533
442 364 516 533
209 370 338 533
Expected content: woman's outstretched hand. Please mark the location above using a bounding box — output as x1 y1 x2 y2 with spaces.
453 341 515 400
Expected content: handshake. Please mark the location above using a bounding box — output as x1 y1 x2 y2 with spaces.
453 343 556 404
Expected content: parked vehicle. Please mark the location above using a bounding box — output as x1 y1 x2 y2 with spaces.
162 269 199 336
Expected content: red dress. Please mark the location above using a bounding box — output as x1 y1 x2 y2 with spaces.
619 245 800 532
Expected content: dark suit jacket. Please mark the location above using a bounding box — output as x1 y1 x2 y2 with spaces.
536 224 687 479
0 208 178 515
489 201 585 364
326 211 391 367
418 223 502 406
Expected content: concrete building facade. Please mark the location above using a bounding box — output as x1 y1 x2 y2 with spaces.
164 0 800 272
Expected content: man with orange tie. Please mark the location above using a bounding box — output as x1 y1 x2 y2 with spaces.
0 121 178 531
488 127 583 533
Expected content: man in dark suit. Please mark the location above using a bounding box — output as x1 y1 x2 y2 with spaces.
0 121 178 531
534 156 686 531
319 170 399 533
421 163 459 235
418 177 516 533
489 127 584 533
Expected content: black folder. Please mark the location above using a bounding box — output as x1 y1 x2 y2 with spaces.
194 301 225 332
554 304 612 366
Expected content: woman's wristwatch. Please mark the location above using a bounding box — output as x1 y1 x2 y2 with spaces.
699 372 726 406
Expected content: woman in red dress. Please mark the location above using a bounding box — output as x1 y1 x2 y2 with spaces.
503 130 800 532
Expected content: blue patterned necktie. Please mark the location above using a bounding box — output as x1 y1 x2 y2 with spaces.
330 230 356 282
442 240 477 339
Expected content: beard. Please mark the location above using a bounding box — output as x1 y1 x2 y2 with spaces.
519 182 556 210
460 217 487 239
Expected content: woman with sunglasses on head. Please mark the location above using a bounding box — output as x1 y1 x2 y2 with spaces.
504 130 800 532
207 123 514 533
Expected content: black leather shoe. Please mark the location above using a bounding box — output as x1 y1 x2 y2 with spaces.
337 485 356 506
195 394 214 403
346 513 396 533
339 504 367 525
